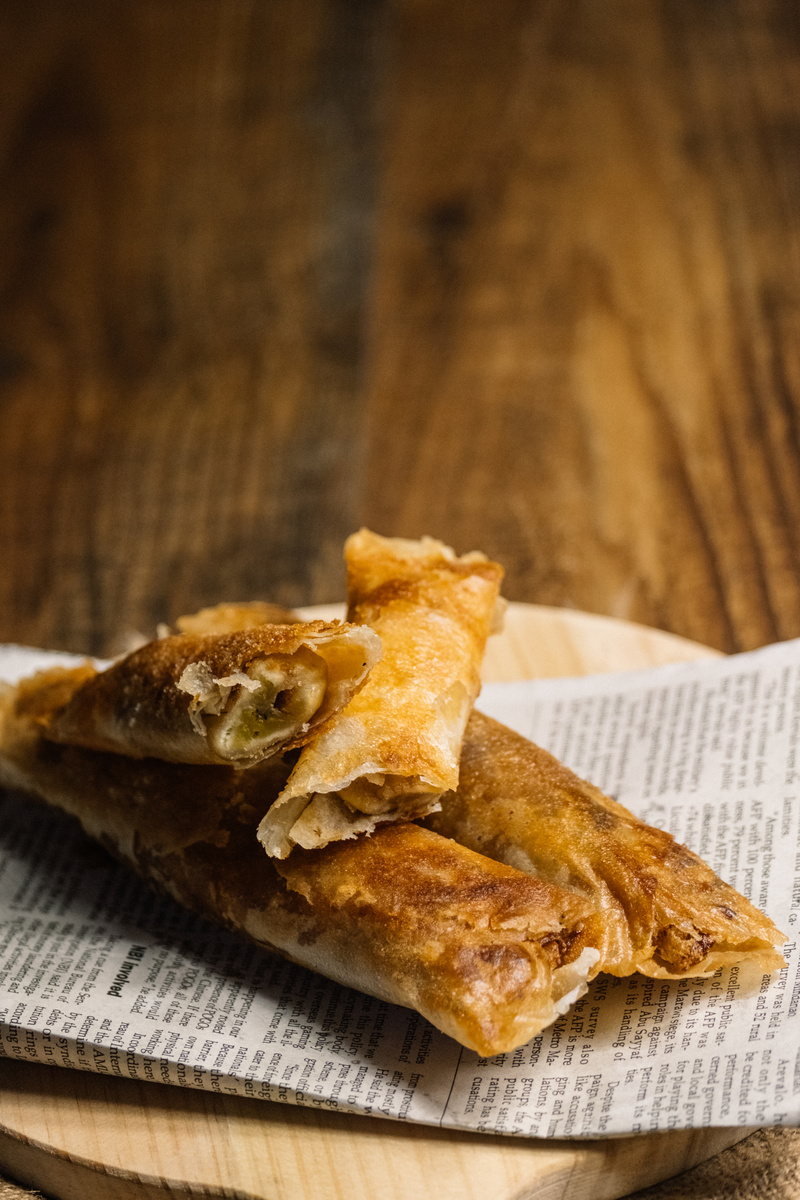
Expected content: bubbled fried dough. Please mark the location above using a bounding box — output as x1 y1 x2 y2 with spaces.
271 824 600 1055
0 688 597 1055
30 622 380 767
425 711 785 980
258 531 504 857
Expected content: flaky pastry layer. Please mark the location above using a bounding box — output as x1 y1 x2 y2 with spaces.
425 711 786 979
258 530 503 857
0 690 596 1055
21 621 380 767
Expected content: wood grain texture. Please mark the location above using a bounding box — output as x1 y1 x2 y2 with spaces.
298 600 722 680
2 2 800 658
0 0 387 655
1 2 800 1194
0 607 745 1200
363 0 800 652
0 1061 750 1200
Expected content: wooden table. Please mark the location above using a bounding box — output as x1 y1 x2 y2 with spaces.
1 1 799 1196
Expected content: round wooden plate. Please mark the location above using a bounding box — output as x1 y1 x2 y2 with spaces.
0 605 749 1200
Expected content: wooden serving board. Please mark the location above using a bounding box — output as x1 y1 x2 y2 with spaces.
0 604 749 1200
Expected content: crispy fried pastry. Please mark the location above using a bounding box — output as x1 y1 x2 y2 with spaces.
0 691 596 1055
258 530 503 857
19 621 380 767
425 711 786 979
173 601 298 635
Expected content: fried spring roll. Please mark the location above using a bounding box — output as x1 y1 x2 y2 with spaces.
0 693 597 1055
20 621 380 767
425 712 786 979
173 601 299 636
258 530 503 858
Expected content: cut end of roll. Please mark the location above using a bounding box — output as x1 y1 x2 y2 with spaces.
37 622 381 767
176 649 328 762
257 785 443 859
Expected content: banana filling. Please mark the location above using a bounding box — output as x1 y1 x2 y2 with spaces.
278 785 442 854
178 650 328 761
336 773 430 815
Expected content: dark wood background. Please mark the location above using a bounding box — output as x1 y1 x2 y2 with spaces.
4 0 800 659
2 3 800 1195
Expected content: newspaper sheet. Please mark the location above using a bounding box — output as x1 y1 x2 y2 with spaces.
0 639 798 1137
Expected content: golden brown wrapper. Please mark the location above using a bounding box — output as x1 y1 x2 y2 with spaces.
173 601 299 636
20 621 380 767
258 530 504 857
274 827 597 1054
0 691 597 1056
425 711 786 980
